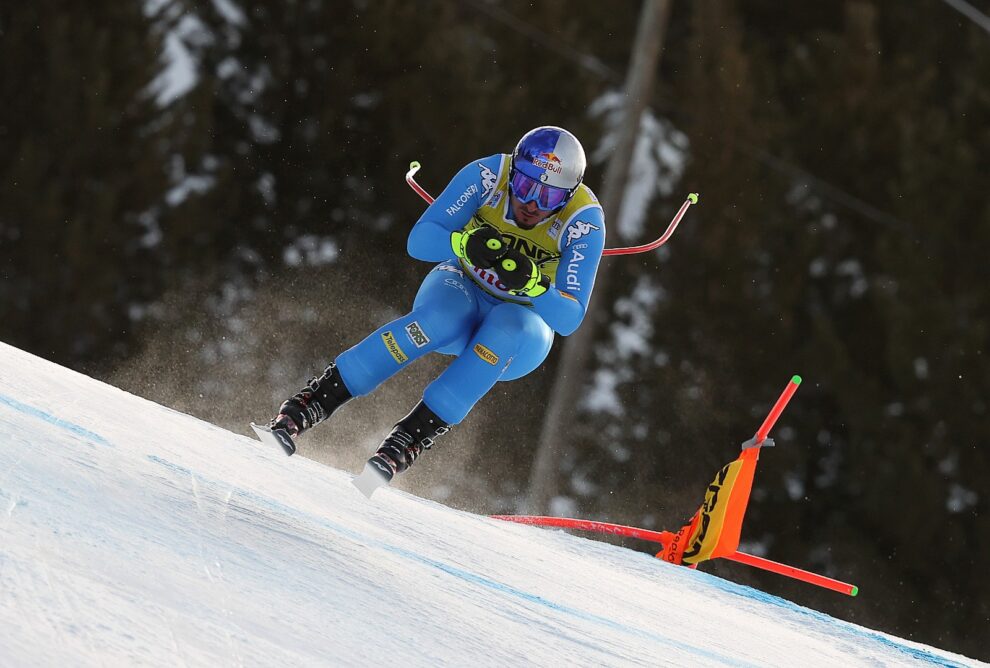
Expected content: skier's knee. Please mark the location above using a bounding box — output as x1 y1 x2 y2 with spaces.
485 303 531 338
485 304 553 381
486 304 552 351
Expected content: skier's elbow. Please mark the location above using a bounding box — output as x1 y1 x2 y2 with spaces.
534 290 587 336
548 304 586 337
406 233 426 260
406 225 440 261
408 218 460 262
554 316 582 337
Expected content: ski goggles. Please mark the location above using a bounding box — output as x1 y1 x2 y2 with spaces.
508 168 574 212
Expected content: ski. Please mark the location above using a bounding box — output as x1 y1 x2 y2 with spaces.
251 421 391 499
351 459 392 498
250 422 296 456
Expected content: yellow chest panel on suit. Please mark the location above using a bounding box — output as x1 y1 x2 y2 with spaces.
459 154 600 303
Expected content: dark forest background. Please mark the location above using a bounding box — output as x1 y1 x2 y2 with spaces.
2 0 988 660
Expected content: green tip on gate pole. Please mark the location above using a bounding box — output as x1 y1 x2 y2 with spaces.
688 193 699 204
791 375 802 385
851 585 859 597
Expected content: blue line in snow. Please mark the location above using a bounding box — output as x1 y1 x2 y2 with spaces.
382 540 761 667
0 393 112 447
145 455 969 667
143 454 756 667
698 574 966 667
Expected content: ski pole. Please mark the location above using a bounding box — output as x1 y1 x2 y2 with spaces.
405 161 698 257
405 161 434 206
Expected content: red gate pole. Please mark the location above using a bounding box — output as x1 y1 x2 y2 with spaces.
750 375 802 446
722 551 858 597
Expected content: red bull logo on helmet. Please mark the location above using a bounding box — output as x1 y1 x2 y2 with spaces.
532 151 564 175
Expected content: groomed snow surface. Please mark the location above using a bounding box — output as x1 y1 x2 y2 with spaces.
0 342 982 667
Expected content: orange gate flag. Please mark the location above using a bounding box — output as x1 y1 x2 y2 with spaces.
657 446 761 566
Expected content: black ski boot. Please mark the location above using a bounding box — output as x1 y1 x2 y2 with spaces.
353 402 450 497
270 362 353 452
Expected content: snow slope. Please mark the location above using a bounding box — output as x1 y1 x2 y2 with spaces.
0 342 982 667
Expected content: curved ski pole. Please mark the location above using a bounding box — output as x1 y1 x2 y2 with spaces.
405 161 698 257
405 161 434 206
601 193 697 256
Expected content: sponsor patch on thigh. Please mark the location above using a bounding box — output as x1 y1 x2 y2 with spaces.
382 331 408 364
473 343 499 366
404 321 430 348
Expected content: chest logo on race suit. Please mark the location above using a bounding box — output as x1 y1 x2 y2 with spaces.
488 189 504 209
502 233 556 263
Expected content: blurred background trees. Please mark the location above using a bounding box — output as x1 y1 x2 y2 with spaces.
1 0 987 659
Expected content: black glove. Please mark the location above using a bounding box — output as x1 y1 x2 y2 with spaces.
450 225 507 269
495 248 550 297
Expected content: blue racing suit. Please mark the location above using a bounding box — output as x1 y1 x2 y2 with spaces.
335 153 606 425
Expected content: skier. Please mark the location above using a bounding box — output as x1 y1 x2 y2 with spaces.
266 126 606 491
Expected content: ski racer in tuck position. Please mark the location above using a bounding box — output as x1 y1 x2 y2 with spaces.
267 126 606 487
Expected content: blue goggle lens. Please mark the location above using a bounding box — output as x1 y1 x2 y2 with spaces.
509 169 572 212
